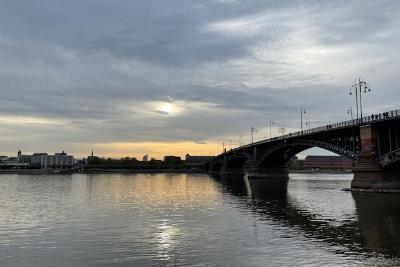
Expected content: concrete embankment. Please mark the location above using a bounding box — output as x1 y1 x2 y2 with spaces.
0 169 205 175
0 169 77 175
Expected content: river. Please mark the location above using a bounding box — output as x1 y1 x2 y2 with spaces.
0 173 399 266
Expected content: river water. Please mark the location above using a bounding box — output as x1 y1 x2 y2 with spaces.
0 173 399 266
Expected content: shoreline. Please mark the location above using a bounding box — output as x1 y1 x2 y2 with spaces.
0 169 354 175
0 169 205 175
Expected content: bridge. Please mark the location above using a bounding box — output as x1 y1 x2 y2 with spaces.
207 109 400 191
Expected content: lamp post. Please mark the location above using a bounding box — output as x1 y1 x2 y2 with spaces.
270 120 275 139
349 81 359 119
347 107 353 119
251 126 257 144
350 77 371 119
300 106 306 131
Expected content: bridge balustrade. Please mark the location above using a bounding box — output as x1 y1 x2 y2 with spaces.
230 108 400 152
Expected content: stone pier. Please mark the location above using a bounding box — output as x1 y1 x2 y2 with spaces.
352 125 400 192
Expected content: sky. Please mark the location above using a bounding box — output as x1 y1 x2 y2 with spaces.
1 0 400 159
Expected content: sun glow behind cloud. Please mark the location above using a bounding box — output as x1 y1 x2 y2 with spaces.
156 102 178 116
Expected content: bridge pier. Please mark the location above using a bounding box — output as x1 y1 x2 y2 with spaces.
246 165 289 179
220 167 245 175
208 160 222 174
219 153 248 175
352 125 400 192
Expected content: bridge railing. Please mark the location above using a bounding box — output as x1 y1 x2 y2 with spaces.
230 108 400 152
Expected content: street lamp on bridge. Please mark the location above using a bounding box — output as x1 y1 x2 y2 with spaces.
269 120 275 139
251 126 257 144
347 107 353 119
349 77 372 119
300 106 306 131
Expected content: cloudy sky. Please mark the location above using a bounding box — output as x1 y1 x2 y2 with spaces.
1 0 400 159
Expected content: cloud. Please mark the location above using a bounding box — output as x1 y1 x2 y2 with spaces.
0 0 400 156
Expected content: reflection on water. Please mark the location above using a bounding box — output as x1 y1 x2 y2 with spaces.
353 192 400 256
218 173 400 260
0 173 400 266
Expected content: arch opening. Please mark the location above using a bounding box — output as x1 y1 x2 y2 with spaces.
257 140 356 168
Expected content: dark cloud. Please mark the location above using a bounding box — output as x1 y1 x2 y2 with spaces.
0 0 400 155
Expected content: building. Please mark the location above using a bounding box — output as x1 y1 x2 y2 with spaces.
0 151 75 169
185 154 215 167
31 151 74 169
46 151 74 169
31 153 49 167
86 150 99 162
0 156 8 163
163 156 182 164
143 154 149 162
302 155 352 170
0 155 29 168
17 150 32 164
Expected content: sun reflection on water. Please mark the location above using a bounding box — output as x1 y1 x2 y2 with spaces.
154 220 181 264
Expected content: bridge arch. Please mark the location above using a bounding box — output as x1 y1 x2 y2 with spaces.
257 139 357 168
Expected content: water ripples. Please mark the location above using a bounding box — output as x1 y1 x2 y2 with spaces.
0 173 399 266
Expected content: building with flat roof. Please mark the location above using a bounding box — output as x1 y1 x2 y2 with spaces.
303 155 352 170
185 154 215 167
31 151 74 169
163 156 182 164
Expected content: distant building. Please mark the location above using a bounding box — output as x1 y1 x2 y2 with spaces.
31 151 74 169
143 154 149 162
163 156 182 164
87 150 98 162
0 155 29 167
18 150 32 164
31 153 48 167
149 158 162 164
0 150 75 169
47 151 74 169
185 154 215 167
303 155 352 170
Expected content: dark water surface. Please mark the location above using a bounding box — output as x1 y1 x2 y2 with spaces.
0 173 400 266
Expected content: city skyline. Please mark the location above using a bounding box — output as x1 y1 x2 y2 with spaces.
1 1 400 158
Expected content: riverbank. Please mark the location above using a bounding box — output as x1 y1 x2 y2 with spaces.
0 168 353 175
0 168 205 175
82 169 204 174
289 169 353 174
0 169 77 174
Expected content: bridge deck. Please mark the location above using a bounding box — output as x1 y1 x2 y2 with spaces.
233 109 400 152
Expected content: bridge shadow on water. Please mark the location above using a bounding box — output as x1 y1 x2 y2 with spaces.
210 173 400 259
